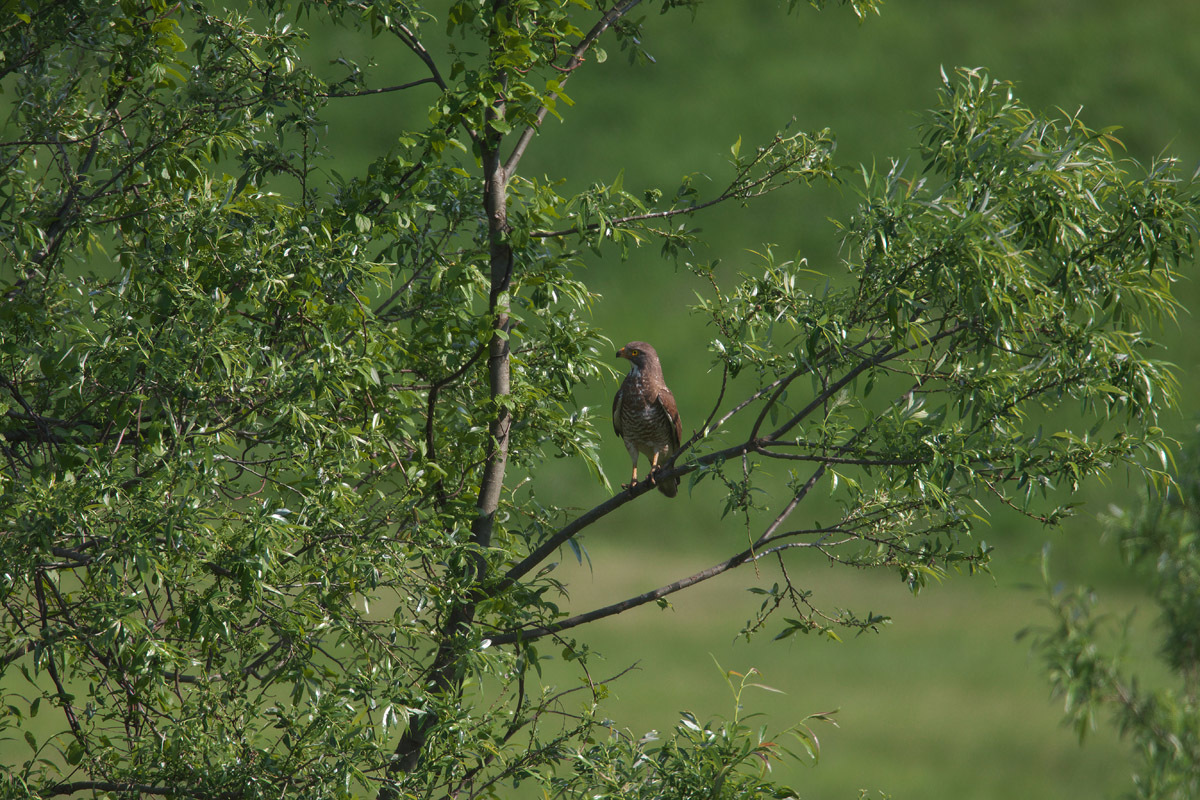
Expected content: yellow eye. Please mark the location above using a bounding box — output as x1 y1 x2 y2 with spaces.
630 349 640 356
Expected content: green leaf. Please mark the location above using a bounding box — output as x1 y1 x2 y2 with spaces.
65 739 85 766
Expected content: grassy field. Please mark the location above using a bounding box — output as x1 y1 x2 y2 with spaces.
525 526 1164 799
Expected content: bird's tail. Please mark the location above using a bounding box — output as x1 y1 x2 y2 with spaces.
656 475 678 498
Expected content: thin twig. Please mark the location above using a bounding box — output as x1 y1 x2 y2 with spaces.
504 0 644 175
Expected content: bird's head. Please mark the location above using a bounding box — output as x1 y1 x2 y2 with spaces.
616 341 658 374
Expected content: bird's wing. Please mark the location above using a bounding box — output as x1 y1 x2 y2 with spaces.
612 383 624 437
656 388 682 452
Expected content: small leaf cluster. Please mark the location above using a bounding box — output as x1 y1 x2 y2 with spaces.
547 666 835 800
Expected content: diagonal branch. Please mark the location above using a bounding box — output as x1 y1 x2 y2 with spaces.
489 539 830 646
503 0 644 176
320 77 440 98
673 361 728 462
493 470 664 595
42 782 213 800
765 324 965 442
527 126 828 239
527 179 765 240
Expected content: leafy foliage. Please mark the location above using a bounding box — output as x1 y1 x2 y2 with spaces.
1024 432 1200 800
548 666 836 800
0 2 1196 799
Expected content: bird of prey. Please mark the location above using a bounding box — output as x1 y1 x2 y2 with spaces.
613 341 683 497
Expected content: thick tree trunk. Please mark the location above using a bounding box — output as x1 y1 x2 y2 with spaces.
384 94 512 791
382 1 638 788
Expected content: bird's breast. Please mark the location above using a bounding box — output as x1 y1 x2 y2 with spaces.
618 376 674 449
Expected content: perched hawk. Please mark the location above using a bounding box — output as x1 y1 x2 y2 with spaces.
613 341 683 498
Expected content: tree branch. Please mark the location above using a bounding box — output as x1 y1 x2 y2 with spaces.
489 539 828 646
42 782 216 799
528 189 741 240
765 325 965 442
320 77 439 98
527 126 827 238
503 0 644 176
387 36 515 780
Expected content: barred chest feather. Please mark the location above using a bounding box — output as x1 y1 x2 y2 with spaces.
619 371 674 450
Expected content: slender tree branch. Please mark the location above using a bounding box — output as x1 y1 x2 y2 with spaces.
528 190 739 240
709 371 792 434
755 447 923 467
493 475 656 594
489 539 831 646
321 77 439 97
766 325 965 442
672 361 728 463
42 782 216 799
749 363 810 442
340 2 448 93
527 126 824 238
503 0 644 175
